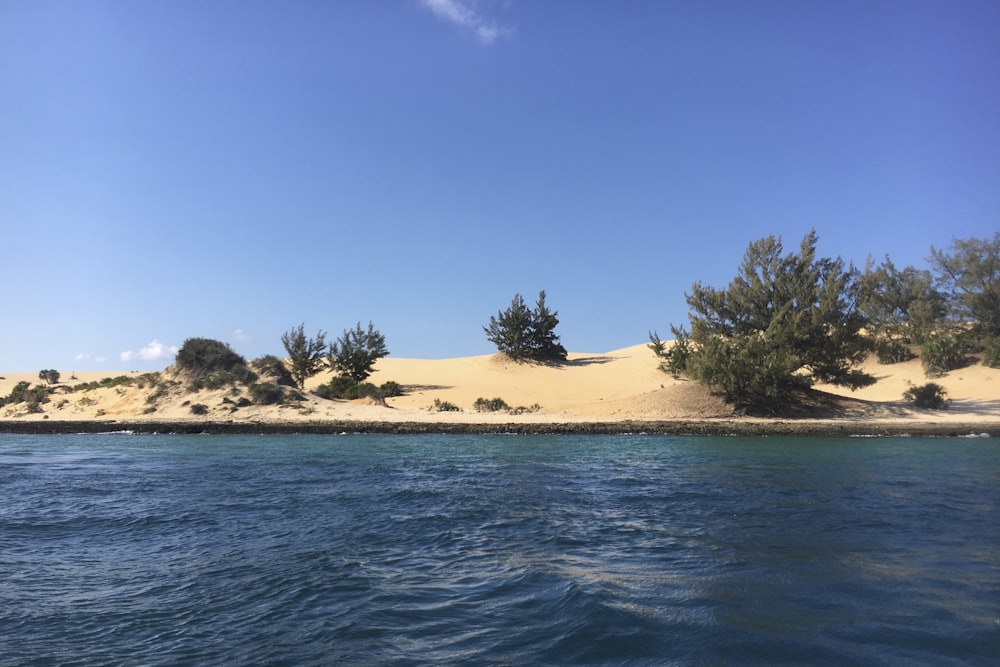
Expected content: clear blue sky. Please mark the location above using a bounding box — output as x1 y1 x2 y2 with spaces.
3 1 998 372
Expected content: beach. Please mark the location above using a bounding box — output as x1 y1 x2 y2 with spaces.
2 343 998 435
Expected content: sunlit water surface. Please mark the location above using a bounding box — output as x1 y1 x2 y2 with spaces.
1 433 998 665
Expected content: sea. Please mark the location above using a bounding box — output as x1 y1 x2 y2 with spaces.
1 432 998 666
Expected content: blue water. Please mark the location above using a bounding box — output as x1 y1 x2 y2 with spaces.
1 434 998 665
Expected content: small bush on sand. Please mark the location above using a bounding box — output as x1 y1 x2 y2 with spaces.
903 382 948 410
176 338 246 378
190 403 209 415
380 381 403 397
474 397 510 413
876 340 915 365
430 399 461 412
249 382 284 405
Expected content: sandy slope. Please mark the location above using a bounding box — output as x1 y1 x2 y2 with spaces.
1 344 998 427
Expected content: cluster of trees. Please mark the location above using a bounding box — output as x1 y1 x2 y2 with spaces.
651 231 1000 412
484 291 568 362
281 321 389 390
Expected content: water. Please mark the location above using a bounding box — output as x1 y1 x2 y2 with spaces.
1 434 998 665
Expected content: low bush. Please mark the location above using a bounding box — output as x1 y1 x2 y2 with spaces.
983 337 1000 369
903 382 948 410
921 334 970 376
430 398 461 412
176 338 246 378
876 339 915 365
474 397 510 413
251 355 296 387
509 403 542 415
249 382 284 405
189 403 209 415
0 381 51 410
380 381 403 397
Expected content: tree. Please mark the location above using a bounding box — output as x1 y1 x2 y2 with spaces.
858 256 945 344
484 290 567 362
281 323 328 389
929 233 1000 339
328 321 388 383
38 369 60 385
661 230 874 410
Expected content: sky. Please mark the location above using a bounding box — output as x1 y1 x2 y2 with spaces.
2 0 998 372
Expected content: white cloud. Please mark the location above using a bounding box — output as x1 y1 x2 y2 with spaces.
420 0 512 45
233 328 252 344
120 340 178 363
75 352 89 361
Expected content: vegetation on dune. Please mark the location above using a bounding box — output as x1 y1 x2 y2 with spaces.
904 382 948 410
651 231 1000 412
485 290 567 362
328 321 389 383
281 324 327 389
652 231 874 412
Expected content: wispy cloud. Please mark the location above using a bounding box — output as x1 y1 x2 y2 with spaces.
233 328 252 344
420 0 513 45
121 340 178 363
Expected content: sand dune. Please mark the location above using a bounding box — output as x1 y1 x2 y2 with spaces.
1 343 998 429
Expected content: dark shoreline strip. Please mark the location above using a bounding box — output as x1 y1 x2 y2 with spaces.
0 420 996 437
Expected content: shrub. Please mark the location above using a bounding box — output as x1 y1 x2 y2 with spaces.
249 382 284 405
921 334 970 376
175 338 246 378
509 403 542 415
474 397 510 412
1 381 50 410
38 369 60 384
983 337 1000 369
189 403 209 415
380 381 403 397
340 382 381 400
903 383 948 410
251 355 296 387
876 340 915 365
430 398 461 412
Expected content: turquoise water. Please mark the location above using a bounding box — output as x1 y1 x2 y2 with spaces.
1 433 998 665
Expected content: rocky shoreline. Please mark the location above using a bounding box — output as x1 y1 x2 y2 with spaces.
1 419 996 437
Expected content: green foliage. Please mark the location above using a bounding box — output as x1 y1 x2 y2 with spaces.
328 321 389 383
430 398 462 412
484 290 568 362
983 337 1000 369
189 403 209 415
663 231 875 410
176 338 247 378
929 233 1000 338
876 339 916 365
251 355 296 387
474 397 510 412
858 256 945 344
1 381 51 411
649 326 692 375
70 375 136 392
380 381 403 397
903 382 948 410
281 323 328 389
921 333 971 377
248 382 284 405
38 369 60 384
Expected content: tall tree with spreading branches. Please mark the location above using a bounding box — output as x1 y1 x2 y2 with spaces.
652 230 874 411
281 323 328 389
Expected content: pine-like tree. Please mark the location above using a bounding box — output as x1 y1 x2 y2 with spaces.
281 323 328 389
328 321 389 383
663 230 874 410
485 291 567 362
